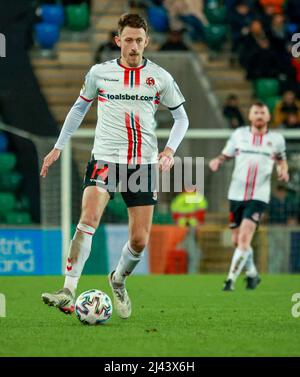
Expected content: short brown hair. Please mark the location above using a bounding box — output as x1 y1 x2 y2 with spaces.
118 13 148 35
253 101 267 108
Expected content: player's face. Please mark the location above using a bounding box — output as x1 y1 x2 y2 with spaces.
115 27 149 67
249 105 270 129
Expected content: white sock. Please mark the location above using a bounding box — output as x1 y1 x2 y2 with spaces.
228 247 251 282
64 223 95 295
64 276 79 296
245 247 258 278
113 241 143 285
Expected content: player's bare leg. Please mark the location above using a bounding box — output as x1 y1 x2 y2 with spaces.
224 219 257 291
109 205 154 318
42 186 109 313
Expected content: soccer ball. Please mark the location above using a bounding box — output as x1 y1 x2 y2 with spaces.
75 289 113 325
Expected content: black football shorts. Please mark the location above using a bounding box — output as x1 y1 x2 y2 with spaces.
83 158 158 207
229 200 268 229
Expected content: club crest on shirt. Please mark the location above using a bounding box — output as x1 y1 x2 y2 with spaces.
146 77 155 86
267 141 272 146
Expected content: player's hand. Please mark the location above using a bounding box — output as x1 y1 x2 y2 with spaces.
158 147 174 172
277 169 289 182
40 148 61 178
209 158 221 172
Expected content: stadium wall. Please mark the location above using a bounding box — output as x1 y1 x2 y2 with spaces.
1 225 299 276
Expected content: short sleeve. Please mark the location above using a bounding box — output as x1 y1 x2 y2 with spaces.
80 66 97 102
275 134 287 160
222 130 238 157
160 71 185 109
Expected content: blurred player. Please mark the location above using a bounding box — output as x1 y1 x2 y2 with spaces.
209 102 289 291
40 14 189 317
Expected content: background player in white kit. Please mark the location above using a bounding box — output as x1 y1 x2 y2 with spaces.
209 102 289 291
40 14 189 317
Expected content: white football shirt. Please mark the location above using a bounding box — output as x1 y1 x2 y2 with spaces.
80 58 185 164
222 126 287 203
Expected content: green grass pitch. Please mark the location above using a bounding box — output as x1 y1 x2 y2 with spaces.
0 274 300 357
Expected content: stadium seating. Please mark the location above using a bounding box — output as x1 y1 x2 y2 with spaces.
40 4 64 27
0 152 17 173
265 95 281 114
0 171 22 191
65 3 90 31
287 22 298 35
0 147 31 224
0 193 15 214
35 22 60 49
0 132 8 152
205 0 221 7
106 193 128 221
4 211 31 225
203 24 228 51
147 6 169 32
14 196 30 211
205 6 227 24
254 78 280 101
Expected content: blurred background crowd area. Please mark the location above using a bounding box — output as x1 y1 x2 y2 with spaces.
0 0 300 229
2 1 300 124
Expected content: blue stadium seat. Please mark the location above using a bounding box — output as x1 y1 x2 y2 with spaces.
0 132 8 152
41 4 64 27
287 23 298 35
153 211 173 224
35 22 60 49
147 6 169 32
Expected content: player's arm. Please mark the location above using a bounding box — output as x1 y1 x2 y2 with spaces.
276 159 289 182
209 153 232 172
209 130 237 172
158 70 188 172
158 104 189 172
40 67 97 178
275 135 289 182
